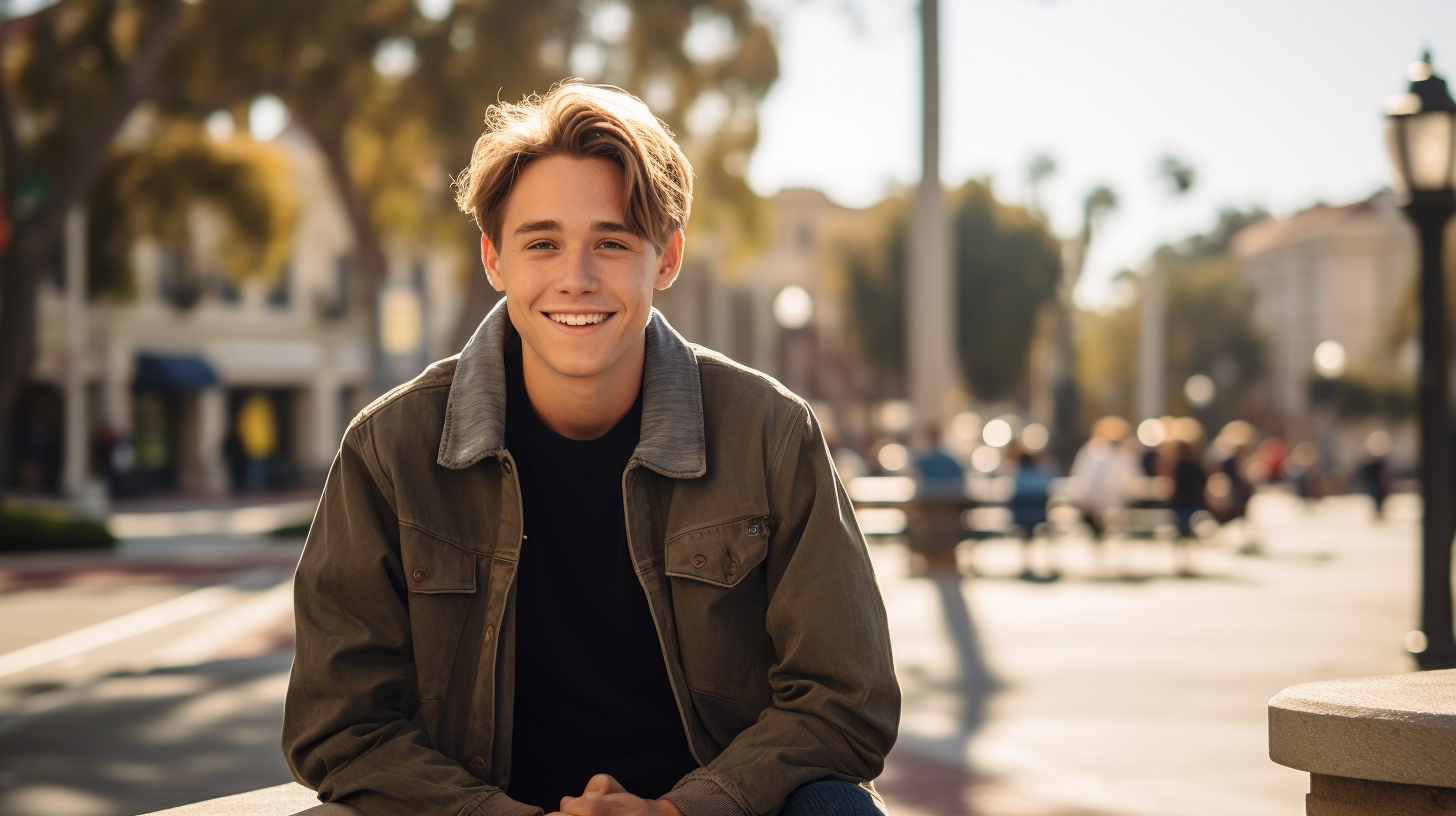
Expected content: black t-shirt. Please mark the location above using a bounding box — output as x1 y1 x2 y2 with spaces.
502 334 697 810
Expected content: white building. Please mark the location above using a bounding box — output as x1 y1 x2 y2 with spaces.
1231 191 1417 468
18 124 466 498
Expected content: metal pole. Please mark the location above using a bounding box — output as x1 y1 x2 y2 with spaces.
1407 190 1456 669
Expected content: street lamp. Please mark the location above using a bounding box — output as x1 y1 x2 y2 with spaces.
772 285 815 395
1387 51 1456 669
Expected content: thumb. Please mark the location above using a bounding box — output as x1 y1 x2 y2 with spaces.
583 773 624 796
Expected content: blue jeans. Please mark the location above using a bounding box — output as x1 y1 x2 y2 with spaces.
779 780 884 815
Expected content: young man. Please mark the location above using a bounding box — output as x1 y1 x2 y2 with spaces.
283 83 899 816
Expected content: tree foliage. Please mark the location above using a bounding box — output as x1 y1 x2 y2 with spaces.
87 118 295 299
0 0 781 493
953 181 1063 400
840 198 907 376
840 181 1064 401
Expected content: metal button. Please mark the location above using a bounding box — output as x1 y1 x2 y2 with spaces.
691 554 707 569
468 756 487 773
501 459 513 474
747 525 759 536
412 569 426 582
484 626 494 641
727 561 738 575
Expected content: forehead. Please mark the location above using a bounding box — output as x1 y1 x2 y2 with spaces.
501 154 626 226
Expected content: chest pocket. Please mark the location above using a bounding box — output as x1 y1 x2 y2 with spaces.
401 524 477 594
664 514 771 701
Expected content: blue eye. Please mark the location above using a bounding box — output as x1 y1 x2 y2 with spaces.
601 240 627 249
528 240 555 250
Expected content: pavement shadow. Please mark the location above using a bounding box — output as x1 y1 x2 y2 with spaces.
929 571 998 736
0 653 294 816
877 570 997 816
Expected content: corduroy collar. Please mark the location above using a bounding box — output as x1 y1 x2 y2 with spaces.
436 298 707 479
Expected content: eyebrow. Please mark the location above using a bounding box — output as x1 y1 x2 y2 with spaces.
514 220 561 235
511 219 639 237
593 221 636 235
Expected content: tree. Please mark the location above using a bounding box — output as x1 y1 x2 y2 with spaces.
161 0 778 387
87 117 295 303
0 0 190 497
840 181 1063 402
953 181 1063 401
0 0 779 494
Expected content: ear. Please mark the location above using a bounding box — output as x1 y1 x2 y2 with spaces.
653 229 685 291
481 233 505 293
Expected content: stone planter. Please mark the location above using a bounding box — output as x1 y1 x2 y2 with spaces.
1269 669 1456 815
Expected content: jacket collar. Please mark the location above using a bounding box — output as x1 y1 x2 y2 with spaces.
437 298 707 479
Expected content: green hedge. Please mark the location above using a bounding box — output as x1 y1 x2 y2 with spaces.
0 507 116 553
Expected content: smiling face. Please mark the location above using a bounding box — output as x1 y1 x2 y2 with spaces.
482 154 683 388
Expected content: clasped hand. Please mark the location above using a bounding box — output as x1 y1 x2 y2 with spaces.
547 774 685 816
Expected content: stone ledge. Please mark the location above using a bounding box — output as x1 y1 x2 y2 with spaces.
140 782 358 816
1269 669 1456 788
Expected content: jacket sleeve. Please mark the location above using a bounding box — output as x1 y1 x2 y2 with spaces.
282 419 543 816
667 404 901 816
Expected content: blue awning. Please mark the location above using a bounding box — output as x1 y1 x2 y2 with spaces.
133 353 220 391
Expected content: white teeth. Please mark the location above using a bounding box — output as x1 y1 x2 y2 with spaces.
548 313 608 326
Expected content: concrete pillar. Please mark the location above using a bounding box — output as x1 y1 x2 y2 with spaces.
310 371 343 469
62 206 89 499
196 387 228 495
907 0 959 440
1138 258 1167 421
103 340 134 438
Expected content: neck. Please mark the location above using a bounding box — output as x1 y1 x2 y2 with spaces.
520 334 645 440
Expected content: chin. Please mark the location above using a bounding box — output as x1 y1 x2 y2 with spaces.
538 349 617 380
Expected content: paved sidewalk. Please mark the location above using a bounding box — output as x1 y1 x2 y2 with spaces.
875 491 1419 816
0 491 1422 816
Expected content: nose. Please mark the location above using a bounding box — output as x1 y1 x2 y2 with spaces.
555 245 601 295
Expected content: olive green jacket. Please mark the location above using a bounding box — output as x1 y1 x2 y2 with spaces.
283 302 900 816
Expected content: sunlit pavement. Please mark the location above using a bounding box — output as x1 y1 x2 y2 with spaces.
877 490 1420 816
0 492 1422 816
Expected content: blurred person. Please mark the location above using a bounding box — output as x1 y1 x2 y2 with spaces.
1257 436 1289 484
1006 442 1056 580
1169 427 1208 575
915 424 966 499
1208 421 1254 522
283 84 898 816
1208 421 1259 553
1359 429 1394 520
1068 416 1138 542
1288 441 1324 503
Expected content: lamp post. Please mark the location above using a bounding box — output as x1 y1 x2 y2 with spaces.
772 285 815 395
1387 52 1456 669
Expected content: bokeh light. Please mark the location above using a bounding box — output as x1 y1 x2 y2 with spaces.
982 418 1013 448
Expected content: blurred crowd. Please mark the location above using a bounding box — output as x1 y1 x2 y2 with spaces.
834 408 1400 578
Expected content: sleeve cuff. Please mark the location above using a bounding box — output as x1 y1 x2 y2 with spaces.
662 779 746 816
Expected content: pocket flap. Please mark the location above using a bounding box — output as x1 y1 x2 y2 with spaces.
401 525 477 594
665 514 770 587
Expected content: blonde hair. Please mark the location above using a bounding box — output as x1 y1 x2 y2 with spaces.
454 82 693 251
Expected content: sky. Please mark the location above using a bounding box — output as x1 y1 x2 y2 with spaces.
746 0 1456 306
